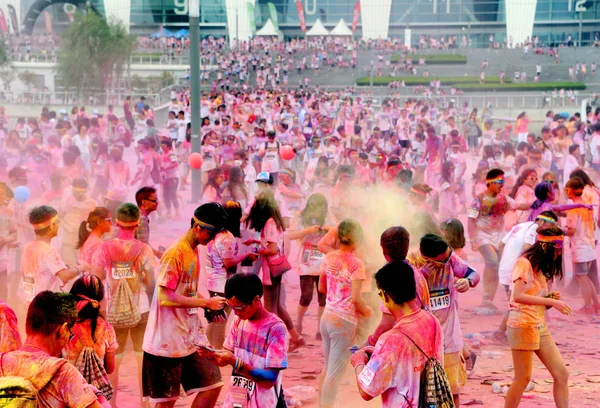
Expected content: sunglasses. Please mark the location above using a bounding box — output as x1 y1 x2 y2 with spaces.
226 300 250 311
491 180 505 186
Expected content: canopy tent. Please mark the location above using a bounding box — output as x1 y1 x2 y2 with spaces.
306 19 329 36
173 29 190 38
329 18 352 36
149 28 175 39
256 19 278 36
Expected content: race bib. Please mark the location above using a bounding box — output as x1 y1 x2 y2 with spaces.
467 207 480 219
302 244 323 265
111 262 134 280
230 375 255 408
23 276 36 300
310 249 324 261
429 288 451 311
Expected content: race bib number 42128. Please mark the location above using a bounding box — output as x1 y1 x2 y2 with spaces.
111 262 135 280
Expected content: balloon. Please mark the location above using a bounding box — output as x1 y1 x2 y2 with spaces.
188 153 203 170
14 186 31 203
280 145 295 161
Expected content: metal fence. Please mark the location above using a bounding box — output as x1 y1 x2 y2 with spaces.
8 53 219 66
0 90 164 108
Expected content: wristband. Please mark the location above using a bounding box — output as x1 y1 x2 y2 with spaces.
367 334 377 346
354 363 365 374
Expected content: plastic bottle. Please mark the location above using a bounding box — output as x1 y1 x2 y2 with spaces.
482 350 504 359
492 382 502 394
502 386 509 395
525 381 535 392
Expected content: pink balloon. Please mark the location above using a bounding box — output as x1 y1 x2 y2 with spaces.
280 145 295 161
188 152 203 170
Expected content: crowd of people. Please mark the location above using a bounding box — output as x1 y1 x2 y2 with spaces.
1 82 600 408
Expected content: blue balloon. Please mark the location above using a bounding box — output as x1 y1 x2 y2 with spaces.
14 186 31 204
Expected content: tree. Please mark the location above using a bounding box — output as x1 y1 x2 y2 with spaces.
0 42 15 90
18 71 36 90
56 10 133 96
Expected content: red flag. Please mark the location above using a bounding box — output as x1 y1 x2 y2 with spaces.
296 1 306 32
44 11 53 35
0 9 8 34
352 1 361 32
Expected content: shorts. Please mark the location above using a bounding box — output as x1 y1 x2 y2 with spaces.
573 260 597 277
444 352 466 394
507 324 553 351
467 136 478 149
115 313 148 354
142 351 223 403
299 275 326 307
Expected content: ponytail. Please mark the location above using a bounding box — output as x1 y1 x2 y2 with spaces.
76 207 111 249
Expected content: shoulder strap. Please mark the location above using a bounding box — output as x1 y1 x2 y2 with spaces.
1 352 68 391
397 313 437 361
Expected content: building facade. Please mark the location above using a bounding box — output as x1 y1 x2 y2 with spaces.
4 0 600 46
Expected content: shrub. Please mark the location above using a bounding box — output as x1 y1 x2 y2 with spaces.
455 82 587 92
390 54 467 64
356 76 511 86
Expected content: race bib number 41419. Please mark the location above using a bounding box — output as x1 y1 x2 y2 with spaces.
429 288 451 311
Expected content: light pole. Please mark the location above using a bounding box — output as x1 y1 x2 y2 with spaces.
189 0 201 202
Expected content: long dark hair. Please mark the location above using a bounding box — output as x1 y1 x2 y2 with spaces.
223 201 243 238
202 168 223 199
70 275 105 342
531 182 553 209
522 226 564 280
300 193 328 227
440 218 466 250
245 193 285 232
569 169 595 187
77 207 110 249
509 168 536 199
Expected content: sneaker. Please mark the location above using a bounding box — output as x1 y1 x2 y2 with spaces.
466 351 478 378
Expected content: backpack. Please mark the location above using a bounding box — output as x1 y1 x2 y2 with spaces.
399 329 455 408
106 244 145 329
0 352 68 407
73 341 113 400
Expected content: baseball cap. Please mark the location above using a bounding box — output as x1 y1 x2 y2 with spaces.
256 172 273 184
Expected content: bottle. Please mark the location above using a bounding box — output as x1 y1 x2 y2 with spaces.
492 382 502 394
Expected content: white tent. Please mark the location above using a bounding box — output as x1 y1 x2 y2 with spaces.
306 19 329 36
256 18 278 36
330 18 353 36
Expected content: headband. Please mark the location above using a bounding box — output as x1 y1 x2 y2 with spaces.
32 215 58 230
76 295 100 313
537 234 564 244
280 169 294 178
487 175 505 183
72 187 88 193
536 215 557 225
410 187 428 197
193 216 218 232
116 219 139 228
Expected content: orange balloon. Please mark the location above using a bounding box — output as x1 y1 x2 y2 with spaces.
188 152 203 170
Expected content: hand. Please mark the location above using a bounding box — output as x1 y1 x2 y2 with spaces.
242 239 257 246
551 299 572 315
196 348 235 367
306 225 321 234
350 349 370 367
205 296 226 311
246 252 259 262
454 278 470 293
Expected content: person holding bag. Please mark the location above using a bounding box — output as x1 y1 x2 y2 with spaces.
244 193 305 352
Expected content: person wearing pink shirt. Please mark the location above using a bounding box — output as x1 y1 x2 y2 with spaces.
515 112 530 144
318 219 372 408
76 207 112 270
197 273 289 408
351 261 443 408
0 299 21 352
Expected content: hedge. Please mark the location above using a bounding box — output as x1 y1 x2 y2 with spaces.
455 82 587 92
390 54 467 64
356 76 511 86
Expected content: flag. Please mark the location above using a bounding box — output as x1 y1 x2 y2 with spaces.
247 1 256 35
352 1 361 32
44 10 52 34
7 5 18 36
0 8 8 34
267 2 279 31
63 3 76 23
296 1 306 32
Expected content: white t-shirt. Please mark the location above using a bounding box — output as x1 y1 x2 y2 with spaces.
498 222 538 286
261 141 281 173
20 240 67 304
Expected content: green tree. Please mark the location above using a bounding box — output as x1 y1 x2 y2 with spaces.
0 42 14 90
56 10 133 95
18 71 37 90
0 42 9 69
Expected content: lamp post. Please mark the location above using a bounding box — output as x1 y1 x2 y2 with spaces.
189 0 201 202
